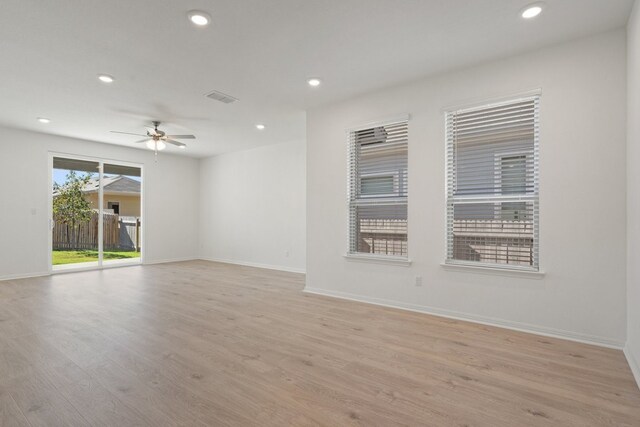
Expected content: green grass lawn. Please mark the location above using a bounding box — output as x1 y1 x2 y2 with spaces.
52 250 140 265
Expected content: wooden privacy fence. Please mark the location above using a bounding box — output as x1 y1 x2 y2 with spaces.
52 211 140 251
118 216 141 251
358 219 408 256
452 219 533 266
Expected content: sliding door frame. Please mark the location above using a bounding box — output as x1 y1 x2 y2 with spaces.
48 152 144 273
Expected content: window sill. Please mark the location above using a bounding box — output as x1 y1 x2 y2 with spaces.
440 262 545 279
344 253 412 266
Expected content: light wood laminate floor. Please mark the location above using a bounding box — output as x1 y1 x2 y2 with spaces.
0 260 638 426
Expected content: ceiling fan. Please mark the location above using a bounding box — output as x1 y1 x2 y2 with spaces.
111 121 195 152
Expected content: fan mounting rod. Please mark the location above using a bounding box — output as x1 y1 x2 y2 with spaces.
149 121 165 139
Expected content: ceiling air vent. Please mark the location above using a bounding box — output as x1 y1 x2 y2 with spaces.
205 90 238 104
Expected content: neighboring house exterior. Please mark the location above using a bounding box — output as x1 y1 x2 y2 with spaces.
353 121 535 267
451 137 535 266
352 124 409 257
82 175 141 217
52 175 141 251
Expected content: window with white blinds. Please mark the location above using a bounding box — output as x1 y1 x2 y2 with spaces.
348 119 408 258
446 96 539 270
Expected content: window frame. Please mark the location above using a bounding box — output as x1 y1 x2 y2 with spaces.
347 116 410 261
445 95 540 272
359 172 399 198
494 150 529 195
494 151 530 221
107 201 120 215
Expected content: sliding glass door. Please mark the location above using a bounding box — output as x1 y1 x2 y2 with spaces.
102 163 142 266
52 157 101 270
50 155 142 271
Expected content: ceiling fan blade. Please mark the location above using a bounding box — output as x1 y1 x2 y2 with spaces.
165 139 186 147
111 131 148 137
145 127 158 136
166 134 196 139
135 138 152 144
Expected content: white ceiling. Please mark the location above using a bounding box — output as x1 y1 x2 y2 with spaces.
0 0 633 158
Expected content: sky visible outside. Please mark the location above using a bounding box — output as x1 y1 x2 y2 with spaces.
53 169 141 187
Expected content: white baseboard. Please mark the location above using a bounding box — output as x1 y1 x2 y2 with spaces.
199 257 306 274
624 345 640 389
0 271 50 282
303 287 624 350
143 257 199 265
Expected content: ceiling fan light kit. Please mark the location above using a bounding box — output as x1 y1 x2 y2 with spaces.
110 121 195 160
146 140 166 151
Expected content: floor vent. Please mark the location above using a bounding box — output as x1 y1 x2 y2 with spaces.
205 90 238 104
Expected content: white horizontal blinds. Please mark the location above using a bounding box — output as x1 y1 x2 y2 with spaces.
446 96 539 269
348 119 408 257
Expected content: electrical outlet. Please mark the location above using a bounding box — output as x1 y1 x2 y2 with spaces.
415 276 423 287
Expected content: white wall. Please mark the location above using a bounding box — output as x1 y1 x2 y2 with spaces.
626 0 640 384
0 126 200 279
306 29 628 347
198 140 306 273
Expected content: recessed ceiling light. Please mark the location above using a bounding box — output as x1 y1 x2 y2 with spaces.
37 117 51 123
97 74 114 83
307 78 321 87
521 3 543 19
188 10 211 26
256 124 266 130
